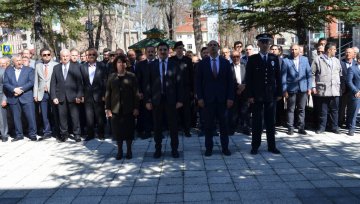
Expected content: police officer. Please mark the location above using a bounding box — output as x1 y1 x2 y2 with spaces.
245 34 282 155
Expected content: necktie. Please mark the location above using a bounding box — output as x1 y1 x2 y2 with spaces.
44 64 49 91
212 58 217 78
161 60 166 94
263 55 267 65
89 64 95 85
63 65 68 80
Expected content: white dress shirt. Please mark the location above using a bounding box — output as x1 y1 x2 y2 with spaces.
234 63 242 84
293 57 300 72
14 67 22 82
88 63 96 85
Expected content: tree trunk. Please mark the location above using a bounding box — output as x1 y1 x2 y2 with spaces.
192 0 203 56
165 1 175 40
103 9 112 49
34 0 44 58
95 4 104 50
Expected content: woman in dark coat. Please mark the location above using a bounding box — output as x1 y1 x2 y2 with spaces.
105 54 139 160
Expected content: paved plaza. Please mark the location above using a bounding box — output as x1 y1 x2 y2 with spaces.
0 128 360 204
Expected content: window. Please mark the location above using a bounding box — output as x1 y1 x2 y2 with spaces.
187 44 192 50
177 35 182 39
187 34 192 39
277 38 285 45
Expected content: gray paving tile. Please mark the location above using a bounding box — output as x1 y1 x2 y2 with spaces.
337 179 360 187
159 177 183 186
319 187 353 197
0 198 22 204
1 190 30 198
46 196 74 204
184 184 209 193
269 198 302 204
128 194 156 203
157 185 183 194
99 196 128 204
18 197 48 204
209 184 236 192
156 193 183 203
208 176 232 184
299 197 333 204
294 189 325 198
26 189 57 198
332 196 360 204
71 196 102 204
105 187 132 196
311 180 341 188
51 188 80 198
131 186 157 195
279 174 307 181
212 191 240 201
184 192 211 202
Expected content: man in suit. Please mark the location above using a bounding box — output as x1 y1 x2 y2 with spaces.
170 41 194 137
196 40 234 157
34 48 59 139
127 50 137 73
281 44 312 135
50 49 83 142
102 48 111 65
21 49 36 69
233 41 243 55
145 42 184 158
346 53 360 136
339 48 356 128
0 57 9 142
245 34 282 155
229 50 250 135
70 48 80 63
312 42 342 134
135 46 155 139
241 44 254 66
3 55 37 142
80 48 106 141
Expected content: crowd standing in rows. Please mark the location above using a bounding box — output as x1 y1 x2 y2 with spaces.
0 33 359 160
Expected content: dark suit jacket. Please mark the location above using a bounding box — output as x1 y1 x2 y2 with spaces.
346 63 360 99
3 66 34 104
105 72 139 114
245 53 282 102
50 62 83 102
135 59 152 95
80 61 107 102
196 56 234 104
341 59 356 94
144 58 184 106
170 55 194 99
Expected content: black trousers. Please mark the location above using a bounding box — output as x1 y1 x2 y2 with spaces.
286 92 308 130
338 92 351 127
178 96 192 134
152 97 178 151
203 102 229 151
229 96 250 133
318 96 339 131
136 100 153 134
84 99 105 137
252 101 276 150
58 100 80 136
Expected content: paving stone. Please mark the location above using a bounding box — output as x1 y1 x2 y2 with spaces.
157 185 183 194
51 188 81 198
159 177 183 186
46 196 74 204
294 189 325 198
319 187 353 197
128 194 156 203
311 180 341 188
212 191 240 201
299 197 333 204
105 187 132 196
131 186 157 195
184 192 211 202
26 189 57 198
337 179 360 187
99 196 128 204
269 198 302 204
279 174 307 181
0 198 22 204
156 193 183 203
332 196 360 204
184 184 209 193
286 181 315 189
71 196 102 204
1 190 30 198
209 184 236 192
18 197 48 204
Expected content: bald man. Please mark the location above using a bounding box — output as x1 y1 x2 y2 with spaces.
50 49 83 142
339 48 356 128
4 55 37 141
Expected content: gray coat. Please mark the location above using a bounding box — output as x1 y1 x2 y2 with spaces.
33 60 58 101
311 54 342 97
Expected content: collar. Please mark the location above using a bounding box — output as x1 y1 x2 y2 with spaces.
159 58 168 63
14 66 22 70
88 62 96 67
210 55 219 61
62 62 70 67
259 52 268 58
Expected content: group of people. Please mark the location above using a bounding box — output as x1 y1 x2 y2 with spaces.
0 33 359 160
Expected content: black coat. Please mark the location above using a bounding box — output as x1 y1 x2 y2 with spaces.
144 58 184 106
50 62 83 102
245 53 282 102
80 61 107 102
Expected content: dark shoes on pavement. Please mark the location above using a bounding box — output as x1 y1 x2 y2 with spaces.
298 129 307 135
153 150 162 158
250 149 258 155
171 150 180 158
204 149 212 157
268 148 281 154
222 149 232 156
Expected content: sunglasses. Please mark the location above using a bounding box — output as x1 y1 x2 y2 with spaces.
88 54 96 56
42 54 51 57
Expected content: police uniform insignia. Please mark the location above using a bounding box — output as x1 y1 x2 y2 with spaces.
271 61 275 67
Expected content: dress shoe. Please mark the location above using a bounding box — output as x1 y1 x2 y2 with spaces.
287 129 294 135
126 152 132 159
98 135 105 140
298 129 307 135
222 149 232 156
347 131 354 136
29 137 37 141
332 129 340 134
184 132 191 137
268 148 281 154
11 137 24 142
250 148 258 155
315 129 324 134
74 135 82 142
2 137 8 142
84 136 95 141
242 129 251 136
116 152 123 160
171 150 180 158
153 150 162 158
228 131 235 136
204 149 212 157
198 131 204 137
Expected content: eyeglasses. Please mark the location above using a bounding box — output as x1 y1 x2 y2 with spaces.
232 56 240 58
42 54 51 57
88 54 96 56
